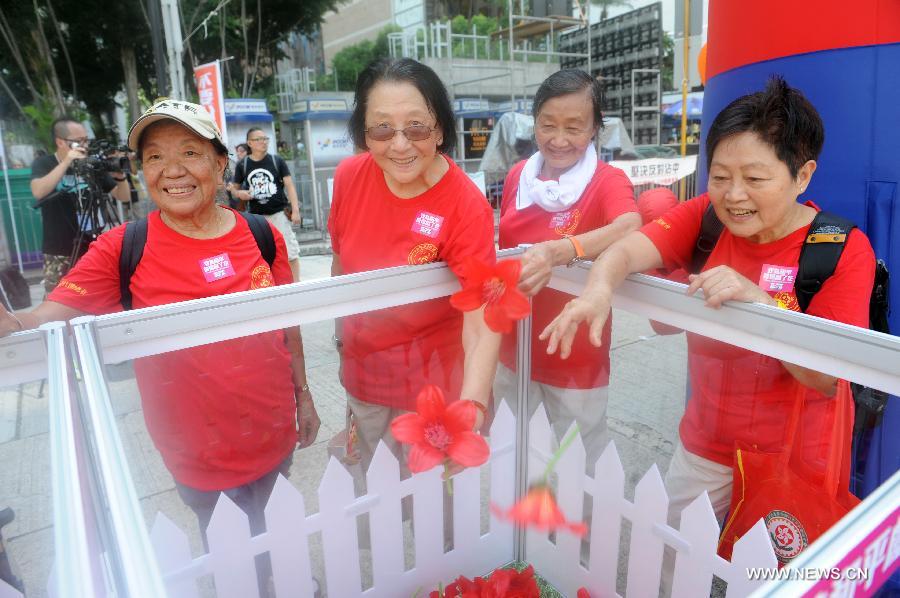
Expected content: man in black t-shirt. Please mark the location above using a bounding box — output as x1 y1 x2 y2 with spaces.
229 127 302 281
30 117 130 294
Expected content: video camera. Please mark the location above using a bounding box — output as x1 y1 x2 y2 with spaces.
70 139 131 176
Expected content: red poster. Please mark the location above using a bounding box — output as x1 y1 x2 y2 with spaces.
192 61 228 145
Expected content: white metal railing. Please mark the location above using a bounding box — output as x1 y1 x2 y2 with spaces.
31 247 900 596
45 322 102 598
70 320 168 598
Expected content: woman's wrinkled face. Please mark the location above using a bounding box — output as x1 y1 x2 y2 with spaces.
364 81 442 195
534 88 597 177
141 121 226 218
707 131 814 244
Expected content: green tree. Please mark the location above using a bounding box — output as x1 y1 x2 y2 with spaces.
321 25 400 91
0 0 341 143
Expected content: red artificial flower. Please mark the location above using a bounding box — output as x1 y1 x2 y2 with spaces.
391 385 490 473
429 575 479 598
577 588 592 598
450 257 530 333
480 565 540 598
492 484 588 537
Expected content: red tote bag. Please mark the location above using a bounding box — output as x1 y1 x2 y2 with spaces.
718 380 860 565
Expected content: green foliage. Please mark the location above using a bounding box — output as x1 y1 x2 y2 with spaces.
22 100 59 152
661 31 675 91
322 25 401 91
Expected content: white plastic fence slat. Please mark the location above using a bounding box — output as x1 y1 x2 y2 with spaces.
207 494 259 598
319 457 363 597
267 476 315 598
587 441 625 597
551 423 588 596
150 512 201 598
410 466 446 584
0 579 23 598
450 464 481 566
525 405 554 560
487 400 516 557
627 464 668 597
724 519 779 596
671 492 720 597
366 441 405 595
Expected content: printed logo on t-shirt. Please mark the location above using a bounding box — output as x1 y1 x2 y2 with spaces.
773 291 801 312
759 264 798 293
408 242 439 265
654 217 671 230
247 168 278 204
199 253 236 283
765 509 808 564
57 279 87 296
250 264 275 289
550 208 581 236
412 211 444 238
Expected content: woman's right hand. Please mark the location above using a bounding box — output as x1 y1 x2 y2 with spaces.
539 291 612 359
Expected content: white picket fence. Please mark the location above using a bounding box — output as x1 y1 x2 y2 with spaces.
0 400 774 598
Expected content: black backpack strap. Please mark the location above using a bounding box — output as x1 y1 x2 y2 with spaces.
119 217 149 310
690 201 725 273
238 211 276 267
795 211 856 313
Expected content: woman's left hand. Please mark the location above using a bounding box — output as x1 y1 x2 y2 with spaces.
296 390 321 448
686 265 772 308
290 206 301 225
518 242 555 296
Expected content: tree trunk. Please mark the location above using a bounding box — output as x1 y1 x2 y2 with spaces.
246 0 262 97
0 7 43 105
31 0 66 115
0 71 31 121
121 43 141 124
241 0 249 95
44 0 77 100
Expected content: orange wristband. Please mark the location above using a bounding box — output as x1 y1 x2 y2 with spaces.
566 235 587 267
567 235 585 259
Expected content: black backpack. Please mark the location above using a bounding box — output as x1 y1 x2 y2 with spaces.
0 266 32 311
118 210 276 311
691 202 892 431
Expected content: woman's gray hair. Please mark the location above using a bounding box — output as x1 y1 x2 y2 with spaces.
532 69 605 131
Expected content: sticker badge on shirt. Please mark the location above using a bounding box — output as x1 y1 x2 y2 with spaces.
759 264 798 292
199 253 236 283
412 211 444 238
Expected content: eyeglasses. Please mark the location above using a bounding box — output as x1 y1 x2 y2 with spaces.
63 137 90 146
365 124 435 142
249 136 269 142
535 124 593 140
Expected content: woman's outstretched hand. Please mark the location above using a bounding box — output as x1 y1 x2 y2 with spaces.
539 291 612 359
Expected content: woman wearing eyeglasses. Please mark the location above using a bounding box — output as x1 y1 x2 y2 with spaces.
328 58 499 477
231 128 303 281
494 70 641 466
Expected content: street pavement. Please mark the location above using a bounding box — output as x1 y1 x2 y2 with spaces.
0 252 688 597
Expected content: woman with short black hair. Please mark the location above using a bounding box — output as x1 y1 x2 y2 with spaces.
542 76 875 522
494 69 641 464
329 57 499 475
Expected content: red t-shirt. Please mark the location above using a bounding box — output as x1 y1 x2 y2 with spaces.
48 209 298 491
642 194 875 471
498 160 637 388
328 153 496 410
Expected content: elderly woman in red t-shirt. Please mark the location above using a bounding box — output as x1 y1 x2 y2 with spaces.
541 77 875 523
494 69 641 464
328 58 499 475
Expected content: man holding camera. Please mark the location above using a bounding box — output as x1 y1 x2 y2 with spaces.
30 117 130 294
